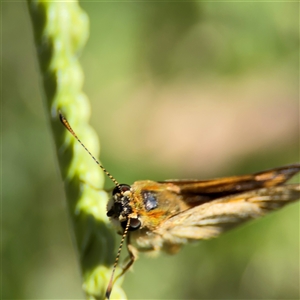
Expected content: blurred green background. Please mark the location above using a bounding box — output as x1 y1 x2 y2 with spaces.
3 1 299 299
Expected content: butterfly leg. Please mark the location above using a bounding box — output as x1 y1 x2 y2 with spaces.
113 234 138 284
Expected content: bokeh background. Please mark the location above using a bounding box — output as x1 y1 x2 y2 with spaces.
3 1 299 299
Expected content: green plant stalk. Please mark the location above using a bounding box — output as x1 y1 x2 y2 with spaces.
27 1 126 299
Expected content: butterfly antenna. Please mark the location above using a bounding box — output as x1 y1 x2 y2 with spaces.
105 218 131 299
59 112 120 188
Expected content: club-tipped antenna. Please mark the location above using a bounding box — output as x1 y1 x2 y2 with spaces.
105 218 131 300
59 112 120 188
60 112 129 298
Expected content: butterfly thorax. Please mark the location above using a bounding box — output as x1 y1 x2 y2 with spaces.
107 180 190 232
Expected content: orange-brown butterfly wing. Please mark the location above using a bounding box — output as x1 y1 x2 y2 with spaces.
155 184 300 243
130 164 300 254
160 164 300 206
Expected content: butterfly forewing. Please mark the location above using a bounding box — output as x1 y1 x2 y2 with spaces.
159 164 300 205
130 164 300 254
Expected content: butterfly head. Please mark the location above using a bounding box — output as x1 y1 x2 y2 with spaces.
107 184 142 231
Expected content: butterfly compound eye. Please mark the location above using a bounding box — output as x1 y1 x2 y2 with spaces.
121 218 141 231
112 184 131 195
